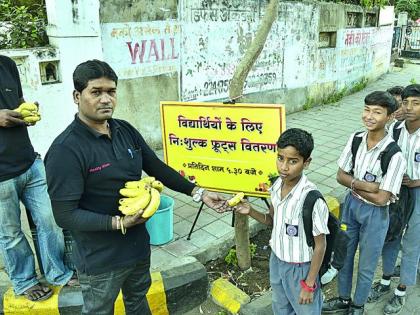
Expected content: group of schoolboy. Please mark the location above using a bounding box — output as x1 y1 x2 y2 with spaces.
236 84 420 315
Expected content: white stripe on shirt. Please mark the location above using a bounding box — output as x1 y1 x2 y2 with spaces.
390 121 420 180
269 175 329 263
337 131 406 204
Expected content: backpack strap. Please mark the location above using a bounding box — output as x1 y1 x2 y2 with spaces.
303 190 326 248
392 121 404 143
350 132 363 175
378 141 401 176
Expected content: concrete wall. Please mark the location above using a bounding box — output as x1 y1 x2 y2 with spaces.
0 0 394 154
100 0 393 148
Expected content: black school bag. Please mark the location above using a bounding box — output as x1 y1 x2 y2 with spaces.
302 190 348 278
350 125 414 242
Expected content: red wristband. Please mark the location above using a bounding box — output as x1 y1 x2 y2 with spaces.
300 280 317 292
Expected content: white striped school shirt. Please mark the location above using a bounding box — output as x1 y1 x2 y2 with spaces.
269 175 329 263
390 121 420 180
337 131 407 205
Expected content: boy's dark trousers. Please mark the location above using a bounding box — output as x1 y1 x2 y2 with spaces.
78 256 152 315
382 187 420 285
337 193 389 306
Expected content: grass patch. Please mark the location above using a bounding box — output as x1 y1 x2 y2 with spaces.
350 77 368 93
303 97 316 110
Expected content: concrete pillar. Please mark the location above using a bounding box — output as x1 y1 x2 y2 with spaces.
45 0 103 99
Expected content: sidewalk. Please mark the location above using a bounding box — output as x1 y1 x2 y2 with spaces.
0 63 418 314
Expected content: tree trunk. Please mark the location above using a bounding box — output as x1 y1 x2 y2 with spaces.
229 0 279 101
231 0 279 270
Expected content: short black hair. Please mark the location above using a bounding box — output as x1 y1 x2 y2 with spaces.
364 91 397 115
387 86 404 96
402 84 420 100
276 128 314 161
73 60 118 92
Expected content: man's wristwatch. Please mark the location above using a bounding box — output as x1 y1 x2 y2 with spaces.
192 187 205 203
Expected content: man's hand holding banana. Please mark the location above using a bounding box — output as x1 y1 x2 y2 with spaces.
199 189 230 213
0 109 25 127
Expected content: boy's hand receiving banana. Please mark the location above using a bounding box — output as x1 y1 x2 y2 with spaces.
233 199 251 215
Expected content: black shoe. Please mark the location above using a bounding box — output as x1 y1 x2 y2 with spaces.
384 294 406 314
322 296 352 314
349 305 364 315
367 281 391 303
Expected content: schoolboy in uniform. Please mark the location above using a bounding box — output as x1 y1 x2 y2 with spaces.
323 91 406 315
387 86 405 121
370 84 420 315
235 128 329 315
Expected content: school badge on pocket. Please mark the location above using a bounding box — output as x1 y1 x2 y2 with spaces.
415 152 420 162
363 171 377 182
285 223 299 237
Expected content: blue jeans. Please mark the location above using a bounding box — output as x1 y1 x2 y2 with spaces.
78 257 152 315
338 193 389 306
0 157 73 294
270 253 322 315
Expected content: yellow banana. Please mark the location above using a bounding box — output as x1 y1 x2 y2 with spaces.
151 180 164 192
119 191 152 216
139 176 155 184
23 115 41 123
119 187 149 198
141 188 160 218
227 192 245 207
124 181 148 189
20 109 38 117
18 102 38 111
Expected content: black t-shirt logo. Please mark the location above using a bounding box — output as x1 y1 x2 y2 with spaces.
364 171 376 182
415 152 420 163
285 223 299 237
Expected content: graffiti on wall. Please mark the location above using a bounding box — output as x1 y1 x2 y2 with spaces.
189 0 260 22
101 21 181 79
315 26 392 85
180 0 318 101
335 27 392 84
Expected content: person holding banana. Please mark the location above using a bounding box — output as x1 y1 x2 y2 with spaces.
44 59 228 315
0 55 76 301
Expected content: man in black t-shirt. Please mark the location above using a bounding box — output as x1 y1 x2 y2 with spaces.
44 59 228 315
0 55 75 301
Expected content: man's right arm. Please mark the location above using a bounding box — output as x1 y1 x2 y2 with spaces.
51 200 113 231
0 109 25 127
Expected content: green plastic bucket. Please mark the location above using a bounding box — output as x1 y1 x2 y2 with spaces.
146 195 174 245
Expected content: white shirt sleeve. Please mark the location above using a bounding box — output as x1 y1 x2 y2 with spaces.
312 199 330 236
337 133 355 173
379 151 407 196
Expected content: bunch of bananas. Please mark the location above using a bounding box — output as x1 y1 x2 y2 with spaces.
118 176 164 218
14 102 41 124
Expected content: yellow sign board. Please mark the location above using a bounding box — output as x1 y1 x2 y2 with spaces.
160 102 286 197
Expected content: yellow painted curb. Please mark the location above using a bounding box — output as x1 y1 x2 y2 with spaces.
3 286 61 315
114 271 169 315
210 278 250 314
325 195 340 218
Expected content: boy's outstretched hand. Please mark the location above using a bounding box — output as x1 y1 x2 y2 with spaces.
233 199 251 215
